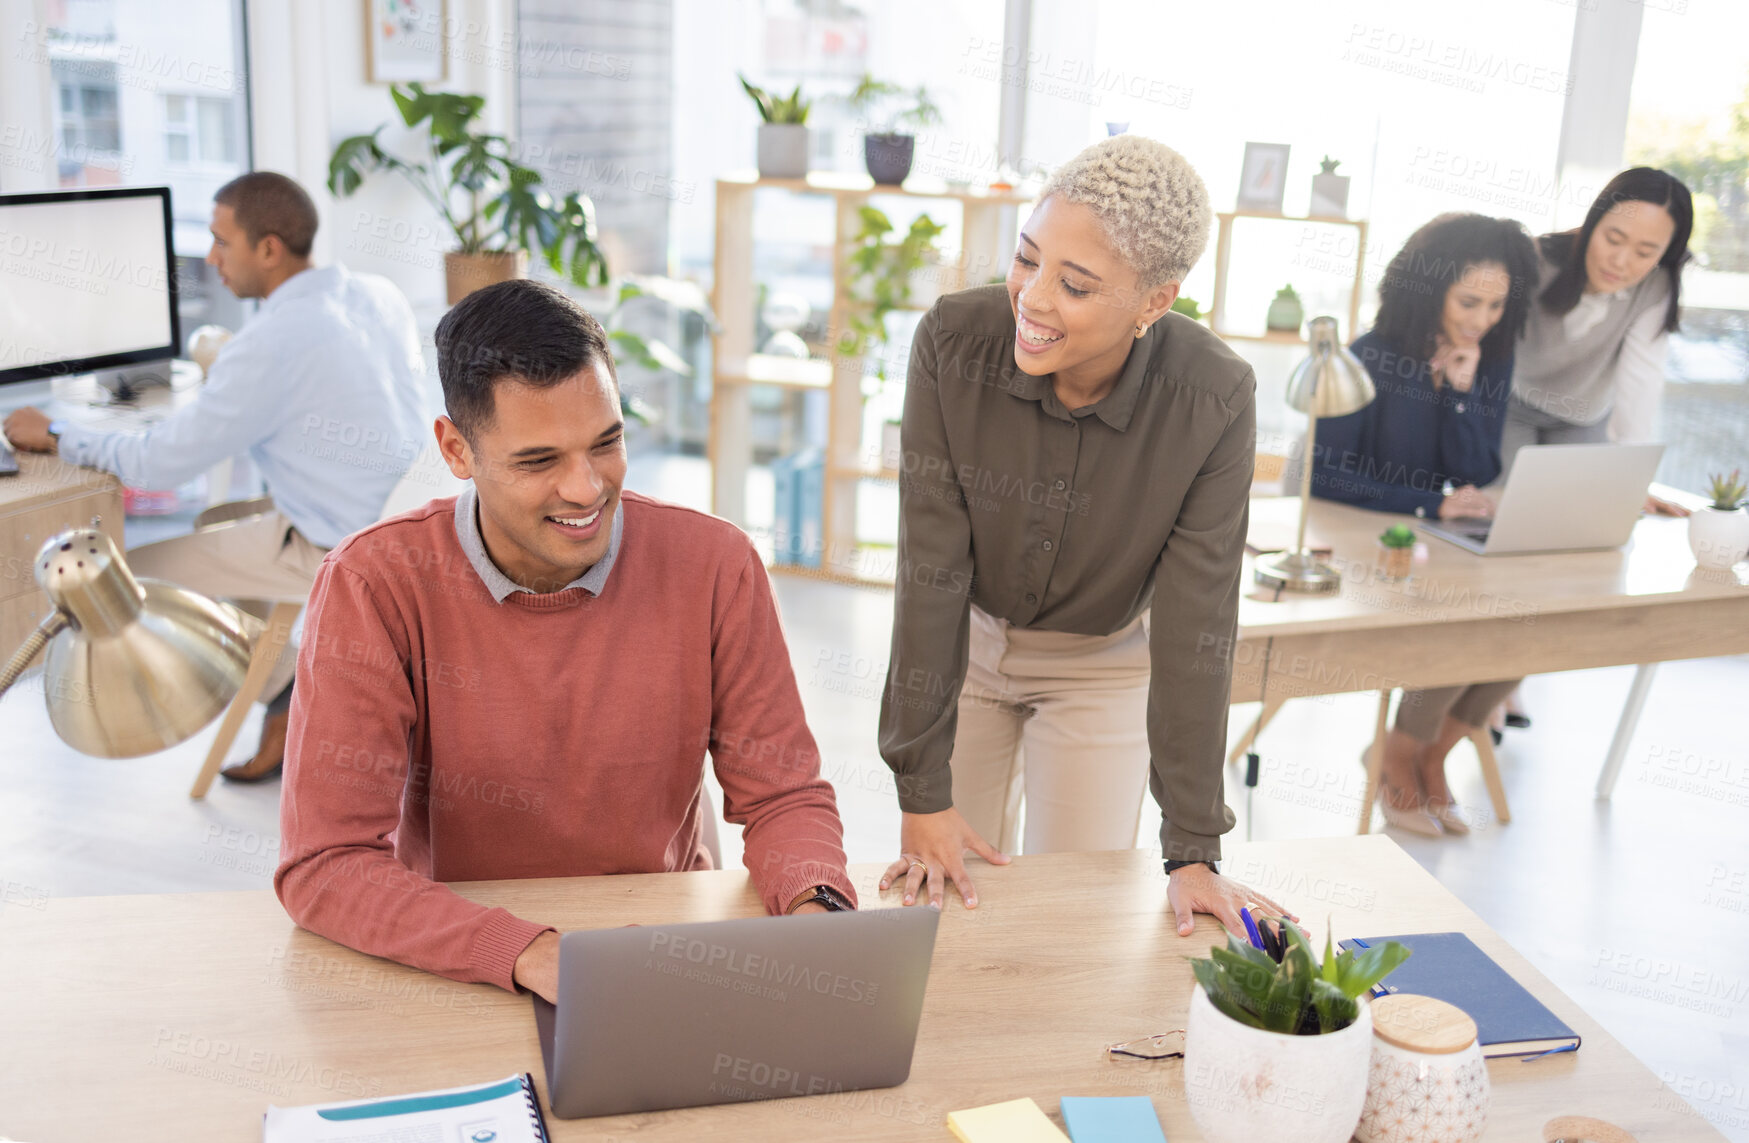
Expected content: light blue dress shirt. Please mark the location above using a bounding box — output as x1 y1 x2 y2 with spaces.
56 265 431 549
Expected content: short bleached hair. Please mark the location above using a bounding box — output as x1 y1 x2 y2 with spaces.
1037 135 1212 289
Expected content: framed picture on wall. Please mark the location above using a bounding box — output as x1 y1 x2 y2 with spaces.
365 0 447 84
1236 142 1291 213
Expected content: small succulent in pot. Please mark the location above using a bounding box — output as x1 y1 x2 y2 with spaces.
1705 468 1746 511
1189 918 1410 1035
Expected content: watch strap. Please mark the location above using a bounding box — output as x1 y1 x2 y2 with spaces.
789 884 853 913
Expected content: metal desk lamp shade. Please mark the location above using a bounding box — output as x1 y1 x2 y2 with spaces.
1254 316 1376 594
0 527 259 757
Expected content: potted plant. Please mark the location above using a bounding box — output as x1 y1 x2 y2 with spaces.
1377 523 1416 579
739 74 812 179
1266 284 1304 334
1311 155 1350 218
837 205 947 378
1184 920 1410 1143
846 74 942 186
329 83 609 305
1690 468 1749 570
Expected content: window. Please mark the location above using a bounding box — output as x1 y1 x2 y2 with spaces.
1624 0 1749 493
51 62 123 161
164 93 239 166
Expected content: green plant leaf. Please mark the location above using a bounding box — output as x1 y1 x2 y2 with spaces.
738 74 775 123
327 129 391 197
1334 941 1413 999
1309 977 1358 1033
1191 958 1266 1029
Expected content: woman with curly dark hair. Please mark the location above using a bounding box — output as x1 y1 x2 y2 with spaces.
1310 212 1540 837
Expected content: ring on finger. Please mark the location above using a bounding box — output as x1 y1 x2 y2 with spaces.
907 857 929 876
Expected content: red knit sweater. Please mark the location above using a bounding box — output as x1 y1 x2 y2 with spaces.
275 491 855 992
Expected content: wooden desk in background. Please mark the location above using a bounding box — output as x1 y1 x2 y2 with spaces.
1234 497 1749 801
0 838 1724 1140
0 451 122 654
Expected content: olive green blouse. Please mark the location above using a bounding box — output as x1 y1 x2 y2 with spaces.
878 285 1256 862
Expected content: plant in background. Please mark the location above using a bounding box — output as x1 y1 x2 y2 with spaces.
845 74 942 136
738 74 811 124
1379 524 1416 549
328 82 608 287
1705 468 1746 510
596 275 719 424
1171 295 1206 321
1189 919 1410 1035
1319 155 1342 175
838 206 947 376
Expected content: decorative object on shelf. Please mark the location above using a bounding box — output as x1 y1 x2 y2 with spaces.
364 0 444 84
759 291 812 359
1256 315 1375 593
1690 468 1749 570
739 74 812 180
0 527 259 756
184 324 233 378
1377 523 1416 580
846 75 942 186
1105 121 1129 136
772 447 825 568
838 205 947 377
1237 141 1291 212
1355 994 1490 1143
1266 284 1305 333
329 83 609 305
1311 155 1351 218
1170 295 1206 322
1184 918 1411 1143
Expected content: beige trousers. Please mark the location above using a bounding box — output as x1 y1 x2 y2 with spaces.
950 605 1153 855
124 511 328 701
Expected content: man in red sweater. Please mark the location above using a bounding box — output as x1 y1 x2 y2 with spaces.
275 280 856 1003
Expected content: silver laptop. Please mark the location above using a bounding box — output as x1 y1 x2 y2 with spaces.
1420 442 1664 555
532 907 939 1119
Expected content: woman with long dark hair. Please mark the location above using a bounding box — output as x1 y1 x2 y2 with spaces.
1507 167 1694 489
1311 212 1540 836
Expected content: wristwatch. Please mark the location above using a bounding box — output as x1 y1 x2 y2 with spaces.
788 884 854 913
1162 860 1219 876
46 420 66 443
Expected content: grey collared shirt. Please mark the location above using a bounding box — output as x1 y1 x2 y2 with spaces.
452 483 622 601
879 285 1256 862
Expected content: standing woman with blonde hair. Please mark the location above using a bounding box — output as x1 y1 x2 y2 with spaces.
877 135 1292 939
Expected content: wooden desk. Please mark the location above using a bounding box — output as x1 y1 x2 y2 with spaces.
0 451 122 653
0 838 1722 1140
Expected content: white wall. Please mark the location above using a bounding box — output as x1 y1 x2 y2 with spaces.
246 0 516 314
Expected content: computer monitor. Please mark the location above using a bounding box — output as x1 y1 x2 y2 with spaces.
0 186 181 399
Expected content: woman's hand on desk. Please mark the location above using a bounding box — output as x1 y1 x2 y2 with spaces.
1167 864 1296 940
879 808 1011 910
2 407 56 452
1643 493 1691 518
1438 485 1494 520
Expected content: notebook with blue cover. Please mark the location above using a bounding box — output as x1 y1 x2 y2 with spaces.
1059 1096 1167 1142
1339 931 1580 1059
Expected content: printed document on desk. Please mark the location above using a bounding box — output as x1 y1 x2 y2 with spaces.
263 1073 550 1142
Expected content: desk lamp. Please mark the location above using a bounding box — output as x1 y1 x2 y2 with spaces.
0 526 258 756
1254 315 1375 594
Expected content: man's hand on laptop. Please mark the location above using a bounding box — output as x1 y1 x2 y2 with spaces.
879 808 1012 910
514 930 562 1004
1438 485 1494 520
1643 493 1691 518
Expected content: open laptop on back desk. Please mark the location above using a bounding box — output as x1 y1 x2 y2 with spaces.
533 906 939 1119
1420 442 1663 555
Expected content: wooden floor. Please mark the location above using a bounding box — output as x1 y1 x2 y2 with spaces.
2 455 1745 1140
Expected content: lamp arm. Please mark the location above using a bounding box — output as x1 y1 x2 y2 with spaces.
1294 407 1318 558
0 613 69 701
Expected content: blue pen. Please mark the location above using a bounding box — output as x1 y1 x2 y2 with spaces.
1240 906 1265 951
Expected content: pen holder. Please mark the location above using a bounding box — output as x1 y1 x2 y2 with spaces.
1355 994 1490 1143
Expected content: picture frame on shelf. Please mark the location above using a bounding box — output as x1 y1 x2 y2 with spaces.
365 0 447 84
1236 142 1291 213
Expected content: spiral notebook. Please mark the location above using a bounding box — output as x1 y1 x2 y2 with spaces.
262 1073 550 1142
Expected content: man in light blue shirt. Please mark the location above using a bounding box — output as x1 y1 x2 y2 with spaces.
3 171 428 780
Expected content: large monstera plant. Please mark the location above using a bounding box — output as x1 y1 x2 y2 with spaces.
328 82 608 288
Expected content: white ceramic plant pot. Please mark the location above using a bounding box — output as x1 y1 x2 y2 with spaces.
1184 985 1373 1143
756 123 810 179
1689 506 1749 570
